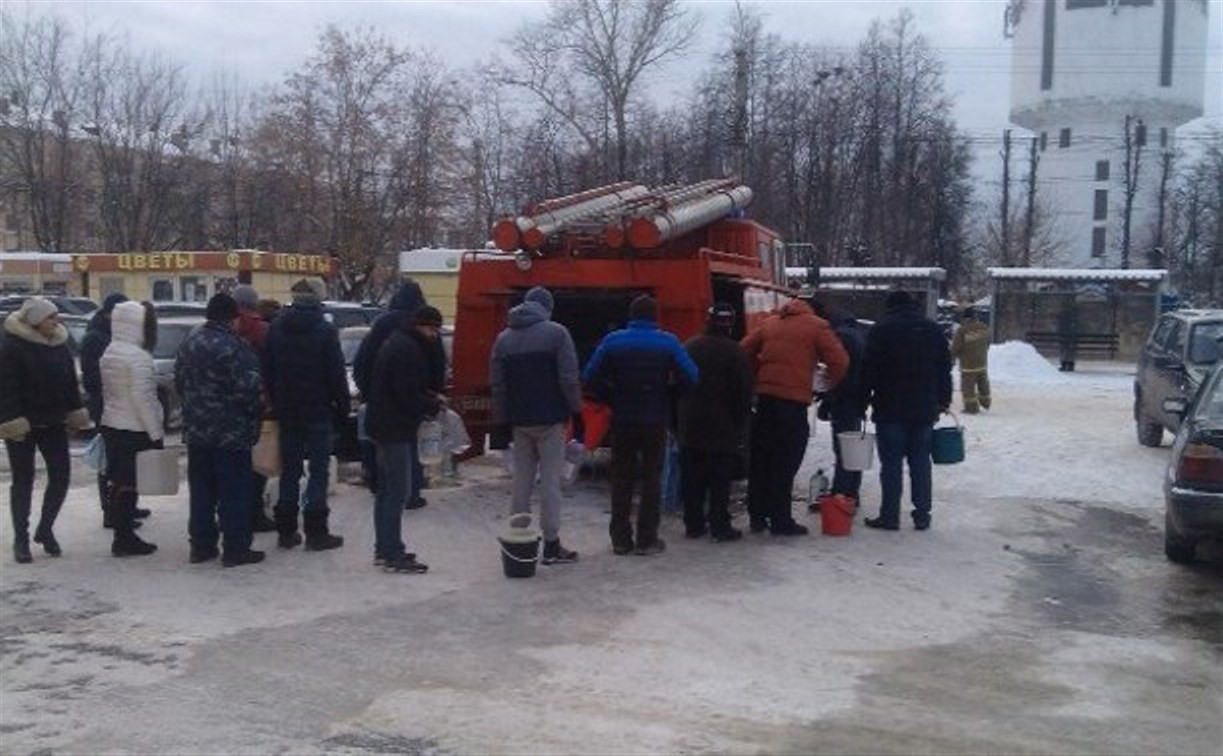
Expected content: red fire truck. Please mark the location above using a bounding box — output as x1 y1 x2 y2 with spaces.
451 179 793 451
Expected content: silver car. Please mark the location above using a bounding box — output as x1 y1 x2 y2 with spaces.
151 316 205 431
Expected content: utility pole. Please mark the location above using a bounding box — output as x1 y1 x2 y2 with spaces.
1024 136 1039 266
1121 114 1144 270
1000 129 1012 264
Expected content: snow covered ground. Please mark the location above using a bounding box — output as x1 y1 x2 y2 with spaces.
1 343 1220 755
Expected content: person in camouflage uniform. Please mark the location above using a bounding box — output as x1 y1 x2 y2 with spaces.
950 306 991 414
175 293 265 567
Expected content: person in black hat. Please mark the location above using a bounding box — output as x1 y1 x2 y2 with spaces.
676 302 754 542
583 294 699 556
175 293 265 566
861 289 952 532
263 278 349 551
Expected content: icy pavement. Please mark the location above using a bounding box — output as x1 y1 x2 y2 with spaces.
2 345 1221 754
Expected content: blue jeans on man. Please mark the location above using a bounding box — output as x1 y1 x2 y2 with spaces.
278 420 333 513
188 445 254 554
875 422 933 527
374 441 414 560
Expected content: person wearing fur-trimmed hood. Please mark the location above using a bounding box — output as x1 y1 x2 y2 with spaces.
0 297 91 564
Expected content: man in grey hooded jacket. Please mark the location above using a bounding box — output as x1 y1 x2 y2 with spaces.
490 287 582 564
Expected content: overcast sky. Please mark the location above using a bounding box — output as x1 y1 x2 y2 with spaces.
21 0 1223 182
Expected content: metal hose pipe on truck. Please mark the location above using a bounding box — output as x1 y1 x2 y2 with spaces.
627 185 754 249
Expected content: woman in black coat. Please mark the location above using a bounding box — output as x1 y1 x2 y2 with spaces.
0 297 91 563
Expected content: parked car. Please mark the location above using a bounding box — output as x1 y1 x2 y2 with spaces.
1162 364 1223 563
151 316 204 431
334 326 370 462
323 301 382 329
1134 309 1223 447
152 301 208 319
0 294 98 317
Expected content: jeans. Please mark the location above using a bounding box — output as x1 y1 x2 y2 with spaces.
610 425 666 549
410 441 426 501
278 420 333 512
188 445 254 554
747 396 810 527
830 417 864 500
875 422 934 526
680 447 735 535
511 424 565 542
374 441 413 560
5 425 70 540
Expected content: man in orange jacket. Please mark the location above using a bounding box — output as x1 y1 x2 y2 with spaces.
741 297 849 535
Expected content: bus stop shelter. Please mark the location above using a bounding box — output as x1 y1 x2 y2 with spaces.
988 268 1166 363
785 266 945 320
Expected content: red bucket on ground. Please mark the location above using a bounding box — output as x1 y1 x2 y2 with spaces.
819 494 855 536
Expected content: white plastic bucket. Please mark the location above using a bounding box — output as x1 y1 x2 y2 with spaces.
837 431 875 471
136 448 181 496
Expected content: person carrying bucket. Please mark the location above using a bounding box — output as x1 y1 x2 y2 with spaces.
810 299 870 507
861 290 953 532
490 286 583 565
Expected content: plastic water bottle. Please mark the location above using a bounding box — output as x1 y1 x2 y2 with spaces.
808 468 830 509
417 419 444 466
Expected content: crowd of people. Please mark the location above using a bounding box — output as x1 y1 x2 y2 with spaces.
2 279 963 571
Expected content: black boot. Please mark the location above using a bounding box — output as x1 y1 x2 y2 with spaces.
302 509 343 551
252 507 277 533
13 538 32 564
109 489 157 557
11 493 32 563
33 527 61 557
274 503 302 549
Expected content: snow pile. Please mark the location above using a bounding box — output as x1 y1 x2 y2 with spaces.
989 340 1065 385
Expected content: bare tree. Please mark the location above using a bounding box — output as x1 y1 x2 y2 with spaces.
0 12 90 251
1119 114 1145 269
500 0 697 180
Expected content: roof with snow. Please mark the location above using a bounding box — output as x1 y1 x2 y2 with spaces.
987 268 1167 282
0 251 74 262
785 267 947 281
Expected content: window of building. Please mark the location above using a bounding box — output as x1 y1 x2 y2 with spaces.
1041 0 1056 91
1093 190 1108 221
1068 0 1152 7
1059 128 1071 148
1091 227 1106 258
151 279 174 301
1095 160 1110 181
1136 122 1147 147
1040 131 1048 151
1159 127 1168 147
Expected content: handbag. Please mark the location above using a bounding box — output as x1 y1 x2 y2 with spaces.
930 411 965 465
83 434 107 472
252 420 282 477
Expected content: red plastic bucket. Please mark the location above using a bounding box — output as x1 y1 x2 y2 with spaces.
819 494 855 536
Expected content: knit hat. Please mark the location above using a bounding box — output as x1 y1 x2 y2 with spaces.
100 292 129 314
524 286 554 314
232 285 259 311
19 296 58 326
206 292 239 322
415 306 443 327
290 277 324 304
709 301 736 323
629 294 657 321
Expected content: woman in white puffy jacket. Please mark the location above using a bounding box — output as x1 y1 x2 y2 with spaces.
100 301 163 557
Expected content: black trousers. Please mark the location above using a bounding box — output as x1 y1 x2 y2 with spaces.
680 447 735 535
830 416 864 500
746 396 809 527
101 427 157 537
5 425 70 540
610 425 666 550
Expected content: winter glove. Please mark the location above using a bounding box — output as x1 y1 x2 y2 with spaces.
65 408 92 432
0 417 31 442
150 438 165 450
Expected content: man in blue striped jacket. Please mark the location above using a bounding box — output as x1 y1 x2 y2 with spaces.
583 295 698 556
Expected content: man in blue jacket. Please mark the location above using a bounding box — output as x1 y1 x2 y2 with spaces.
176 293 265 566
263 278 349 551
491 287 583 564
583 295 698 556
861 290 953 532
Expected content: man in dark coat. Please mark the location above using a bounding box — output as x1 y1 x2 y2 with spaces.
676 302 754 542
262 278 349 551
811 299 870 503
583 295 699 556
353 280 426 494
861 290 953 531
79 293 145 528
366 308 439 574
490 287 582 564
175 293 264 566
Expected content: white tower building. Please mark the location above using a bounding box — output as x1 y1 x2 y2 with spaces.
1007 0 1208 268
